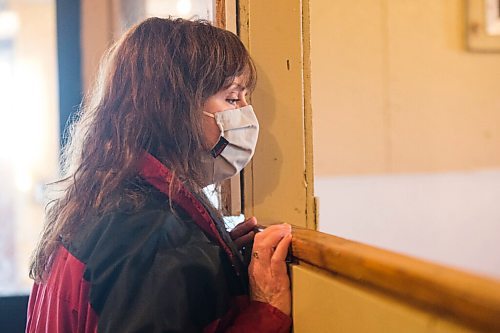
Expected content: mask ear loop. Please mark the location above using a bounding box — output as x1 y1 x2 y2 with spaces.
203 112 228 157
210 137 229 158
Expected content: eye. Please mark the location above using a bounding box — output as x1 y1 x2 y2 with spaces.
226 98 240 105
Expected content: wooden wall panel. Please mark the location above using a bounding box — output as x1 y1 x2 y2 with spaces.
292 265 474 333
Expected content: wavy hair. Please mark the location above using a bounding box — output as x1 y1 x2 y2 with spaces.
30 17 256 281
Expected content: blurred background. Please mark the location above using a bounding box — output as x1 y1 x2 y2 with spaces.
0 0 215 297
0 0 59 296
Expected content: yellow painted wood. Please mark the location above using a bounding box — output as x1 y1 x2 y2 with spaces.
81 0 114 93
301 0 317 230
291 228 500 331
239 0 312 228
292 264 476 333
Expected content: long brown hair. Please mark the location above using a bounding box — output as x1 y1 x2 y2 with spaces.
30 17 256 281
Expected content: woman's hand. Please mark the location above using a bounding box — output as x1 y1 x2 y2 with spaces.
229 216 257 250
248 223 292 316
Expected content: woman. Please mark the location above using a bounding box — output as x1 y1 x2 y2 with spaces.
27 17 292 332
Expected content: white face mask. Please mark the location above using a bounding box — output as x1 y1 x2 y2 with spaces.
202 105 259 184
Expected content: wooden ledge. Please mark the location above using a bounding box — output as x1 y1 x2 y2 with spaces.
291 227 500 332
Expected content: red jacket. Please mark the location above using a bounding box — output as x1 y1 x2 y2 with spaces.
26 153 291 332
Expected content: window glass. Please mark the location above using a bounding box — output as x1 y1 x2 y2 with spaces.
0 0 58 295
114 0 214 37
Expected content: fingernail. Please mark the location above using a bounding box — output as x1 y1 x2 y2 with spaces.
254 226 264 233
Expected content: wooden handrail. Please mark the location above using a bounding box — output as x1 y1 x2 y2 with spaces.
291 227 500 332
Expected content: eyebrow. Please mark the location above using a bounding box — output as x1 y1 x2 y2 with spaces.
227 83 246 91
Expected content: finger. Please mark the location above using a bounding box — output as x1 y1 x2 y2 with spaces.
254 224 291 250
230 217 257 240
272 233 292 262
254 225 290 250
233 231 255 249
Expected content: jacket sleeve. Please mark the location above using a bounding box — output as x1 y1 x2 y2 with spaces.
81 210 233 333
204 296 292 333
93 238 291 333
82 210 291 333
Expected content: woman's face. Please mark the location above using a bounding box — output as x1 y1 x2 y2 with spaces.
202 76 249 149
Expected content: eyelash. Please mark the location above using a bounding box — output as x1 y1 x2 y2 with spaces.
226 98 240 105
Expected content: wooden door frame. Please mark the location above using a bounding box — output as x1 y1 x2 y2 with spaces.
238 0 316 229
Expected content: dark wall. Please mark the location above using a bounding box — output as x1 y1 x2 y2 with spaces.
56 0 82 148
0 295 29 333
